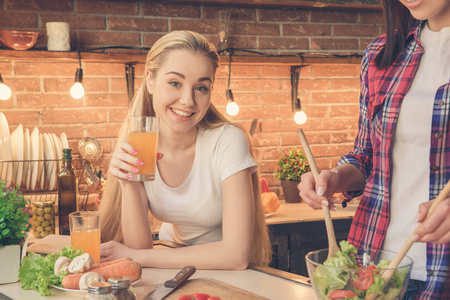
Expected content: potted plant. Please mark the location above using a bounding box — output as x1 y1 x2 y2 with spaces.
0 179 30 284
274 147 311 203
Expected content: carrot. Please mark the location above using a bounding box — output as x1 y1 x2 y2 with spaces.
62 260 142 289
91 257 132 269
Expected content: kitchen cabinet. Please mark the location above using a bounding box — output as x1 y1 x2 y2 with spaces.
266 201 355 276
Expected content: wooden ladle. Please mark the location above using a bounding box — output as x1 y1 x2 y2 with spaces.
297 128 340 258
366 178 450 300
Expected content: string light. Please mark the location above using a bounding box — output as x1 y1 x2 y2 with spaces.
0 73 12 101
225 49 239 116
70 48 85 99
291 65 307 125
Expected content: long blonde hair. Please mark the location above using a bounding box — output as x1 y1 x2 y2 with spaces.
99 30 271 266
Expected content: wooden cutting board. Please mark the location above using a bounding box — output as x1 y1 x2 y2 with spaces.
134 278 268 300
26 234 71 254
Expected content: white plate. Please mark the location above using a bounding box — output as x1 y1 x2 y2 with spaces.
60 132 69 149
30 127 39 190
10 124 24 187
38 133 45 190
52 133 62 171
265 212 276 218
0 112 13 187
51 278 142 293
43 133 56 191
23 128 31 189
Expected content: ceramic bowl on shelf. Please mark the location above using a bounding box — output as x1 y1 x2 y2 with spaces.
0 30 39 50
305 247 413 300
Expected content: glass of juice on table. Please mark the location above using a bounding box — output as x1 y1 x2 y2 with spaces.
69 211 100 263
127 116 159 181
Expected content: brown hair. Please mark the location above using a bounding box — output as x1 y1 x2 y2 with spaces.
375 0 416 68
99 30 271 266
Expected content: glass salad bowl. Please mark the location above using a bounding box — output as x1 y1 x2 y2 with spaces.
305 241 413 300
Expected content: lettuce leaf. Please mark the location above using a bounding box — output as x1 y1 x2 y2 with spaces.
18 246 83 296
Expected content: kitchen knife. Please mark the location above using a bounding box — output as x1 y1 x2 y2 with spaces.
144 265 196 300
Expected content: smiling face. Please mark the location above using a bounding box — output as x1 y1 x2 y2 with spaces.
398 0 450 30
146 49 215 137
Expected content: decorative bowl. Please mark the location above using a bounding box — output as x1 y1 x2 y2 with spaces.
0 30 39 50
305 245 413 300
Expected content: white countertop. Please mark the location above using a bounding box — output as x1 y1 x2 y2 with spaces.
0 267 316 300
1 234 317 300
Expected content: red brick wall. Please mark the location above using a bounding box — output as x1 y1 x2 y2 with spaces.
0 0 384 196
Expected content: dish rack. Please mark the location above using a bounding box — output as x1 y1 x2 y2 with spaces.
0 158 90 211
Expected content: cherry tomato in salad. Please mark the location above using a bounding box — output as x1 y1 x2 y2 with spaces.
328 290 358 299
350 266 375 291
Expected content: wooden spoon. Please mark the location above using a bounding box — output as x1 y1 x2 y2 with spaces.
366 178 450 300
297 128 340 258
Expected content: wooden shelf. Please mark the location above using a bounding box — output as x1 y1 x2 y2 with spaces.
151 0 382 12
0 49 362 65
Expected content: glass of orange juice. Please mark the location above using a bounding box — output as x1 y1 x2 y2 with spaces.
69 211 100 263
127 116 159 181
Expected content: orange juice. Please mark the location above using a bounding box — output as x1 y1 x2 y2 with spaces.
70 228 101 263
128 131 158 180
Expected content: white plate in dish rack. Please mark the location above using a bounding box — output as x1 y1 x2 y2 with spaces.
30 127 39 190
0 112 13 187
10 124 24 187
60 132 69 149
23 128 31 189
43 133 56 191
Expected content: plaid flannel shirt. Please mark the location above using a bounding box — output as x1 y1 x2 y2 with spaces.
337 21 450 299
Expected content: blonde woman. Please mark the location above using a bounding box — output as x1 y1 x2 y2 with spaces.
99 30 271 269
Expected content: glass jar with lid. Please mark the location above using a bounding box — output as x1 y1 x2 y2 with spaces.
108 276 136 300
84 282 117 300
31 200 55 238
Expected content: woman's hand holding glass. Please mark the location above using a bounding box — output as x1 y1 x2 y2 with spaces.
109 141 163 182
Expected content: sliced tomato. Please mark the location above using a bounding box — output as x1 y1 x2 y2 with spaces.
177 296 194 300
349 266 375 291
328 290 358 299
192 294 211 300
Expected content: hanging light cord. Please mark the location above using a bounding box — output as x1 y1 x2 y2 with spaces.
227 48 233 90
77 48 82 69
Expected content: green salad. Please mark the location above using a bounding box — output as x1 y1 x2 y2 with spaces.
313 241 408 300
18 246 83 296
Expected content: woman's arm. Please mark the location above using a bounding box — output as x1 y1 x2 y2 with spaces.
101 168 255 270
120 181 154 249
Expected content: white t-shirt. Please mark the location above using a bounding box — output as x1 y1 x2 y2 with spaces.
144 124 257 246
385 23 450 281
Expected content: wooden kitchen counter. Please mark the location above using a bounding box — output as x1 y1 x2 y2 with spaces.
265 200 356 225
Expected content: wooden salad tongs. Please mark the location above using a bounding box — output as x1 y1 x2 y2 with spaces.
366 178 450 300
297 128 340 258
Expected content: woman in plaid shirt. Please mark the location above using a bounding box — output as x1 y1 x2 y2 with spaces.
299 0 449 299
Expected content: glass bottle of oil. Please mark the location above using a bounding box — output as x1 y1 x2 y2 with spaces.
57 148 77 235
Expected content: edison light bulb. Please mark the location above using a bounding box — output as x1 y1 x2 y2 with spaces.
70 82 85 99
0 83 12 100
226 101 239 116
294 110 307 124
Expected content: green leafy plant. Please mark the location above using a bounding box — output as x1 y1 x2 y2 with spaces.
274 147 311 182
0 180 30 247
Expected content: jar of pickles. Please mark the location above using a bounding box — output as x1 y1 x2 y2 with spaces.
32 200 55 238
